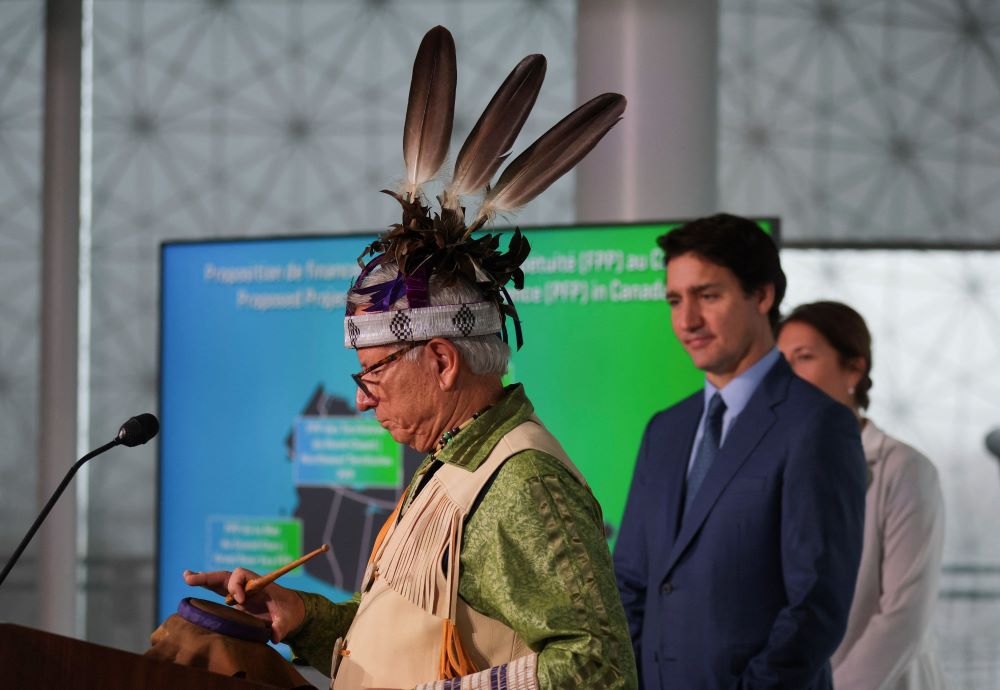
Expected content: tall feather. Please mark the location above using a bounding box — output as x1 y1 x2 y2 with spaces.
469 93 626 233
403 26 457 200
442 54 547 211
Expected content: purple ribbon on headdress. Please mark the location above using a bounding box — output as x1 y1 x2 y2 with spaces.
352 274 407 312
351 261 431 313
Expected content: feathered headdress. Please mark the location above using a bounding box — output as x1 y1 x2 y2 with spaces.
345 26 626 350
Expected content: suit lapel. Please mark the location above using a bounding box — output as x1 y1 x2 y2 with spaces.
661 358 793 578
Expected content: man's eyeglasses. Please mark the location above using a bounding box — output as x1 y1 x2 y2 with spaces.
351 341 421 399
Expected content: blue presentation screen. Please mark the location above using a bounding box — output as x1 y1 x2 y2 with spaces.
159 236 374 619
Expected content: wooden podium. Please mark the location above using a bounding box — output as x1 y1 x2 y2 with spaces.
0 623 308 689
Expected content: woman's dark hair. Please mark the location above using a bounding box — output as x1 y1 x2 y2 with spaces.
778 301 874 409
657 213 787 331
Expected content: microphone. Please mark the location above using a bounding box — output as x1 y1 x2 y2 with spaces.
117 413 159 447
0 413 160 589
986 428 1000 462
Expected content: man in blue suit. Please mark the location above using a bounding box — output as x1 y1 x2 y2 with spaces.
614 214 867 690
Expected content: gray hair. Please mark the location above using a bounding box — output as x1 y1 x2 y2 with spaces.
348 263 511 376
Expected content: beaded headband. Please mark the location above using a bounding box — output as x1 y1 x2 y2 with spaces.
344 25 625 350
344 302 502 349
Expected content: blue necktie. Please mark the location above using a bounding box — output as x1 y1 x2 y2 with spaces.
683 393 727 518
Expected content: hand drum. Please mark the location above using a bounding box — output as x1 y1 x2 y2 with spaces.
144 597 313 689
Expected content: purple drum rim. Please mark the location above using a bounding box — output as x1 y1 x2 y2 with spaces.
177 597 272 644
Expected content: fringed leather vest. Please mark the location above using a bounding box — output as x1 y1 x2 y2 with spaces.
330 415 587 689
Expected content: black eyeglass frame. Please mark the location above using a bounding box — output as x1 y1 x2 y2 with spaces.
351 341 421 398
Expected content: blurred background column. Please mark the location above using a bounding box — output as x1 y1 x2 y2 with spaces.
576 0 719 223
39 0 82 636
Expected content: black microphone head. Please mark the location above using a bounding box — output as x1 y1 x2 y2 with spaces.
117 413 160 447
986 428 1000 462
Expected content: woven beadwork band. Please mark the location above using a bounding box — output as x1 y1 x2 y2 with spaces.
344 302 502 349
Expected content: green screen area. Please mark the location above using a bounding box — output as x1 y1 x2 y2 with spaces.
506 220 776 543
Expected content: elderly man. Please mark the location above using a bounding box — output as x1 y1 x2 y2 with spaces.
188 272 635 690
186 25 634 690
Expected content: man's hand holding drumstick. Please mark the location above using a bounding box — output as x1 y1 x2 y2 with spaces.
222 544 328 606
182 544 329 644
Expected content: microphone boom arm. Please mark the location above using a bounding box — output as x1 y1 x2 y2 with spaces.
0 438 119 589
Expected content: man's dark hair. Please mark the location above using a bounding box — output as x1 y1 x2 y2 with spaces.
657 213 786 331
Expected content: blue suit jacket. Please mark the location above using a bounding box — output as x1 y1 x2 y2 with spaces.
614 357 866 690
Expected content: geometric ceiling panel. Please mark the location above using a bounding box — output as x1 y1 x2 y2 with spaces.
0 1 44 545
783 248 1000 565
720 0 1000 244
0 0 44 632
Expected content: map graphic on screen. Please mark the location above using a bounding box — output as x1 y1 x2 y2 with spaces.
286 385 423 590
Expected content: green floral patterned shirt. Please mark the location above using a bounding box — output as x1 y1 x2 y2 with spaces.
285 384 637 690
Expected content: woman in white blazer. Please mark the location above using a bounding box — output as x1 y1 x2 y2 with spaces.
777 300 946 690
